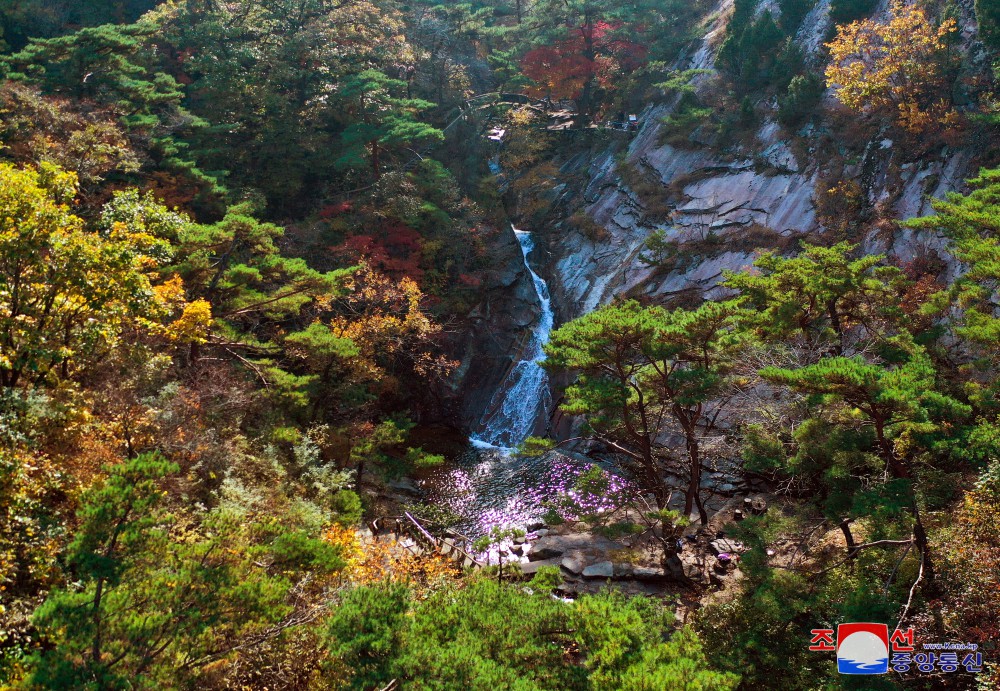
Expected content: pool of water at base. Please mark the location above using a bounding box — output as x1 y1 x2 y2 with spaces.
416 443 595 539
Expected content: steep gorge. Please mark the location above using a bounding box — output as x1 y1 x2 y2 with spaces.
436 0 989 537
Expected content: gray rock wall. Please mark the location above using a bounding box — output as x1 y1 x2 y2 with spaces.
533 0 975 328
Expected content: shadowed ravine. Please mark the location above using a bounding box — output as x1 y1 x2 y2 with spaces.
421 227 569 537
469 227 553 450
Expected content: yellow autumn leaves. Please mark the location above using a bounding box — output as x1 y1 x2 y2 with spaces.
826 0 958 134
0 162 213 389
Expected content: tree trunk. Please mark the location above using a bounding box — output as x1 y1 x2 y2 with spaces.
683 429 708 525
91 577 105 665
912 510 937 595
840 518 857 559
874 415 909 479
355 459 365 495
370 141 381 180
827 299 845 355
655 493 682 579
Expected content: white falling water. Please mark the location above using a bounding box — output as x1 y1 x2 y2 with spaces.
470 228 553 450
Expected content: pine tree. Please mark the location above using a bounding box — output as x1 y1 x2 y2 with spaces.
722 241 905 357
544 299 746 561
325 577 739 689
333 70 444 180
29 453 343 688
978 0 1000 50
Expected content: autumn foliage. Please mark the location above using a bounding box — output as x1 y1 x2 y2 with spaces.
520 22 647 108
826 0 959 134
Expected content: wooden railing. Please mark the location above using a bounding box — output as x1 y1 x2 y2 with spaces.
368 513 483 569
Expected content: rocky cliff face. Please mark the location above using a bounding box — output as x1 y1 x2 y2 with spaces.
448 223 542 430
460 0 987 438
523 0 983 332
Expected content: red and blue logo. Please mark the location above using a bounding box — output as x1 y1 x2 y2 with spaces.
837 623 890 674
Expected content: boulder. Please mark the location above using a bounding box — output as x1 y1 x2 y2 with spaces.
528 547 563 562
683 562 708 583
388 477 420 494
561 556 585 575
631 566 670 582
710 538 745 555
613 563 634 578
582 561 614 579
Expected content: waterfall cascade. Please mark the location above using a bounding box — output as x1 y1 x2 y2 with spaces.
419 227 564 538
470 228 553 450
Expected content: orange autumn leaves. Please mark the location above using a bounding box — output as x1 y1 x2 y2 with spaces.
323 524 458 591
826 0 958 134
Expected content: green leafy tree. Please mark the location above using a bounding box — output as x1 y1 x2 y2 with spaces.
3 23 179 110
29 453 343 689
168 200 352 365
325 583 411 689
760 346 969 582
0 163 170 389
158 0 410 209
0 1 160 51
978 0 1000 50
325 576 739 689
717 6 787 91
1 20 219 203
904 165 1000 471
905 167 1000 363
723 242 906 357
777 0 815 33
473 525 526 581
348 418 443 493
333 69 444 180
829 0 877 24
777 72 824 127
716 240 975 668
406 1 490 106
544 299 746 565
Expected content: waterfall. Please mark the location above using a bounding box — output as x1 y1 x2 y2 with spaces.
470 228 553 450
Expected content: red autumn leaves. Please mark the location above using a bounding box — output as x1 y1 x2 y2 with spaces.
520 22 647 103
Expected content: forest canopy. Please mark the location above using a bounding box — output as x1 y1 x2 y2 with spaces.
1 0 1000 688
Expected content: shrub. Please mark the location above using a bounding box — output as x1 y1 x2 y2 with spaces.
778 0 817 34
717 13 785 90
814 178 866 236
778 73 824 126
570 209 611 242
978 0 1000 49
829 0 877 24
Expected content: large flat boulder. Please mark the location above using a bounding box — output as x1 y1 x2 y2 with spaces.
582 561 614 579
710 538 745 555
528 547 564 561
631 566 670 582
